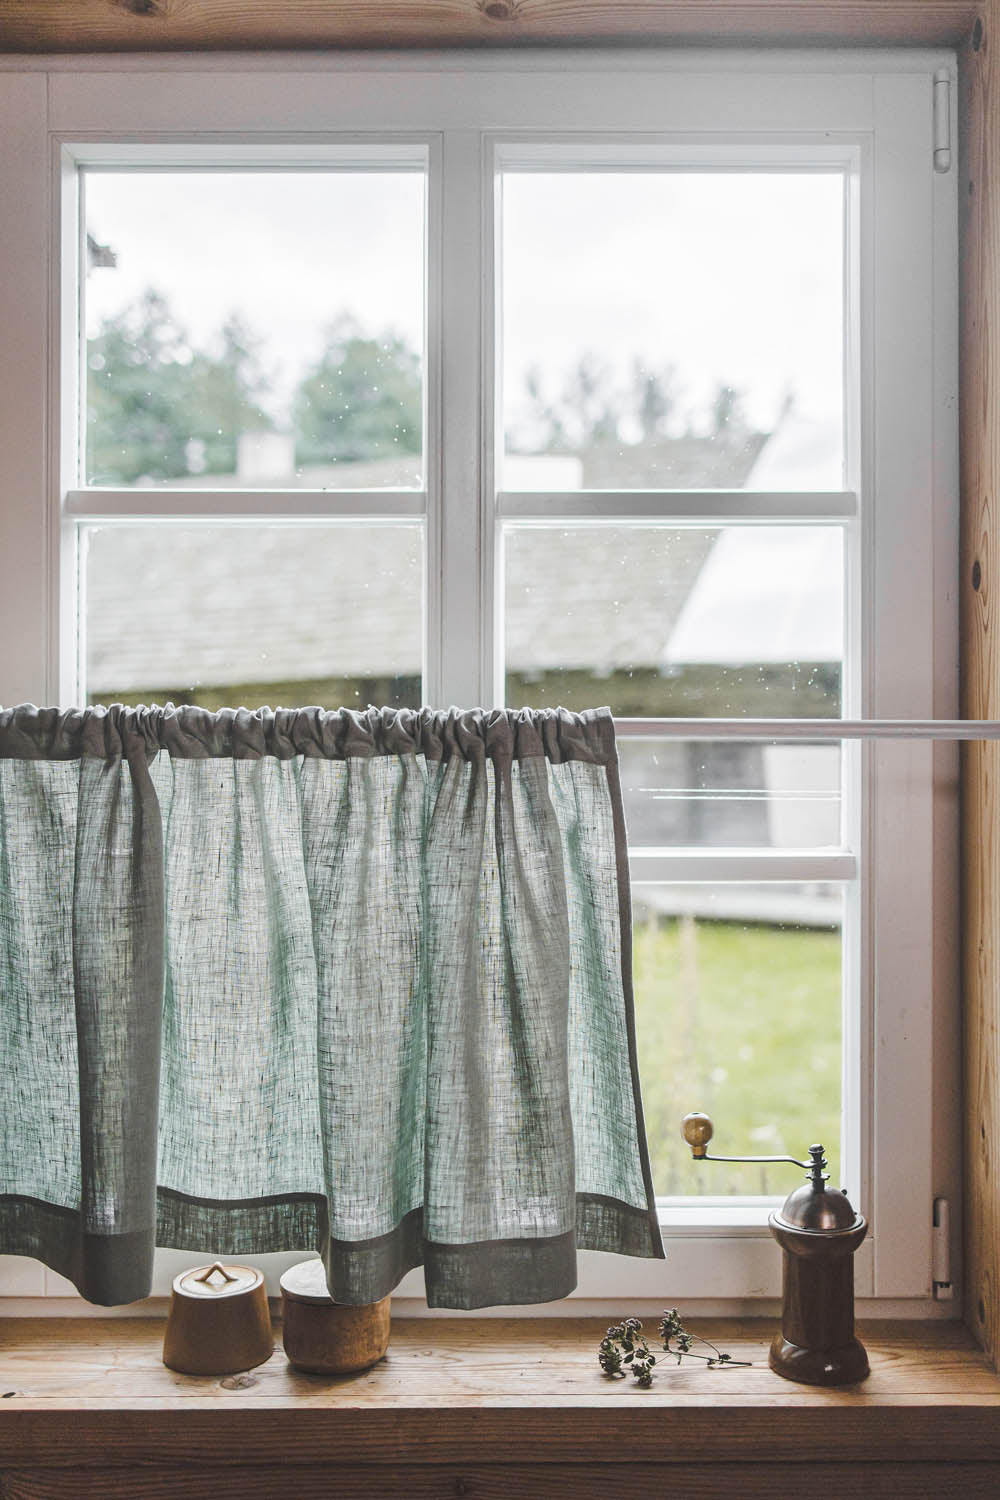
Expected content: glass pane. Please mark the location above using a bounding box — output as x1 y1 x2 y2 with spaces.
83 170 425 488
633 884 842 1196
504 523 844 712
504 523 845 847
82 523 423 709
501 171 843 490
620 740 841 849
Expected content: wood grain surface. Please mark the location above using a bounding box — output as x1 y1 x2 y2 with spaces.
0 0 984 54
0 1317 997 1478
960 3 1000 1372
5 1461 1000 1500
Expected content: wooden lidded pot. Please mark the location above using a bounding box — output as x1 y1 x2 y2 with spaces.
280 1259 391 1374
162 1261 274 1376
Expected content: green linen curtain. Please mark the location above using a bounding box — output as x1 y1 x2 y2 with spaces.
0 703 662 1307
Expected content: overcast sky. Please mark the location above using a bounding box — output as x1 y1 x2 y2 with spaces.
502 171 843 440
85 170 425 417
85 167 843 466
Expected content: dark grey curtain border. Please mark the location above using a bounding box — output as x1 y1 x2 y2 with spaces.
0 1195 154 1306
0 1191 660 1308
605 746 664 1253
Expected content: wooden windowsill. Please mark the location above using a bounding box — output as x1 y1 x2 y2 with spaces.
0 1317 999 1484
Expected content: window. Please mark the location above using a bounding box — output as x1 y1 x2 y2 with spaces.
0 51 958 1305
77 152 429 711
498 152 848 1207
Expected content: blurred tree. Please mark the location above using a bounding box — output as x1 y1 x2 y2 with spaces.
292 316 421 467
631 358 679 441
187 313 276 476
86 290 274 484
710 382 747 437
511 354 686 454
520 364 568 453
560 353 621 449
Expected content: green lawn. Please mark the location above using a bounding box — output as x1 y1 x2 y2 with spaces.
633 914 842 1198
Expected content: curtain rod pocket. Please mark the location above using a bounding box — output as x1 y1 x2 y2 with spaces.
0 703 617 764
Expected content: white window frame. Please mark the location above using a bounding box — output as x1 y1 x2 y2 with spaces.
0 49 958 1312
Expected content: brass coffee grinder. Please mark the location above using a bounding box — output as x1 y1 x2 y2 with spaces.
682 1112 869 1386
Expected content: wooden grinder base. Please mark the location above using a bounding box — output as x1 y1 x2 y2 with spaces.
768 1218 870 1387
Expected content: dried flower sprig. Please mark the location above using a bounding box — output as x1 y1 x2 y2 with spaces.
658 1308 750 1369
598 1317 657 1387
598 1309 750 1387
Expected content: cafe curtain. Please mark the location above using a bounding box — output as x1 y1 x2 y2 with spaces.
0 703 662 1308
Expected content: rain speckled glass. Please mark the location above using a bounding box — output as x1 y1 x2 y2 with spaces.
632 884 843 1196
496 153 851 1207
501 170 844 492
84 169 425 489
503 523 845 848
81 523 424 710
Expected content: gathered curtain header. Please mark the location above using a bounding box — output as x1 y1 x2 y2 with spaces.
0 703 619 767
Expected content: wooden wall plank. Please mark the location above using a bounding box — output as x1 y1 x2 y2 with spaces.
5 1461 1000 1500
0 0 983 54
961 2 1000 1367
7 1401 1000 1469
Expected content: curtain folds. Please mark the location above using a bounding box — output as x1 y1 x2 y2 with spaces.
0 703 663 1308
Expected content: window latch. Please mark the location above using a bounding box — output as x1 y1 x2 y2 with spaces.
934 69 952 174
933 1196 954 1299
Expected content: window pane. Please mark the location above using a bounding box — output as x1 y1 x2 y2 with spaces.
633 884 842 1196
83 170 425 488
82 523 423 709
501 171 843 490
621 740 841 849
505 524 844 844
504 524 844 712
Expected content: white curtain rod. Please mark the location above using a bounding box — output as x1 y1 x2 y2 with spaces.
613 718 1000 741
